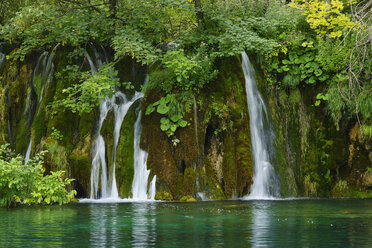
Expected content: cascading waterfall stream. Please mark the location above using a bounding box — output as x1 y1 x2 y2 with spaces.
0 52 13 145
0 52 5 68
241 52 279 199
25 140 32 164
90 91 143 199
132 110 156 200
85 46 156 201
23 46 57 160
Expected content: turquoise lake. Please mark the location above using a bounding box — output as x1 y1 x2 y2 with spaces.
1 199 372 247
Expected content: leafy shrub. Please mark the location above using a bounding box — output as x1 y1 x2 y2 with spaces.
146 94 188 140
53 62 120 115
0 144 76 208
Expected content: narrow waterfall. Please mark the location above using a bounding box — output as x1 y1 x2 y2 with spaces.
25 140 32 164
0 52 13 145
0 52 5 68
90 92 142 199
192 94 199 154
131 110 156 200
242 52 279 199
24 46 57 160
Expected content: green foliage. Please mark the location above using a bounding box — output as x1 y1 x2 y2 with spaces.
289 0 354 38
266 37 329 88
1 3 113 61
53 62 119 115
50 127 63 141
316 38 350 72
146 94 189 139
315 93 329 106
0 144 76 208
112 27 160 65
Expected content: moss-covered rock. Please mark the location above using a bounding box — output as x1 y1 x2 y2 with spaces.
253 57 371 197
141 55 253 200
155 191 173 201
115 102 139 198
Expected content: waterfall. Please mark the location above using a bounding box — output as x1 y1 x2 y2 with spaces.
87 96 156 201
0 52 5 68
241 52 279 199
25 140 32 164
22 46 57 160
90 92 142 199
192 95 199 162
1 51 13 145
131 110 156 200
79 46 156 202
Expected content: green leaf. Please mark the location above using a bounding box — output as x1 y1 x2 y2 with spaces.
157 104 169 115
160 117 170 125
160 122 171 131
170 124 177 132
178 119 188 127
170 114 182 122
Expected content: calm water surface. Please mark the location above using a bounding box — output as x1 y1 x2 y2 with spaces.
1 199 372 247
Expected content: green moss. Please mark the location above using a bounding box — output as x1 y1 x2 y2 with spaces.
31 105 47 148
9 64 31 152
155 191 173 201
0 87 9 144
15 118 29 154
343 189 372 198
116 103 138 198
100 110 114 186
179 195 196 202
69 153 91 195
78 111 96 139
289 88 301 105
40 138 69 172
203 160 226 200
208 56 253 198
47 51 76 152
182 168 196 196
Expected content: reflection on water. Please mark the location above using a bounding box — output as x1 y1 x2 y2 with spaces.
131 203 156 247
1 200 372 247
250 201 271 246
89 204 117 247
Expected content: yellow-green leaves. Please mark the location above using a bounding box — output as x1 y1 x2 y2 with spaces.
289 0 354 38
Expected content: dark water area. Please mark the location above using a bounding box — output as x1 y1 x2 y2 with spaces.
1 199 372 247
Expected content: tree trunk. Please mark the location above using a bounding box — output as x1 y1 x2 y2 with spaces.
109 0 117 18
193 0 205 29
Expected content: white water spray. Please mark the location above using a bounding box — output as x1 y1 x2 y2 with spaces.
242 52 279 199
132 110 156 200
0 52 5 68
90 92 142 199
25 140 32 164
82 47 156 202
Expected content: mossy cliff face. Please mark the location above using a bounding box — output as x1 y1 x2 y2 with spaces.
1 46 254 200
141 56 253 200
0 47 96 197
0 46 150 198
254 62 372 197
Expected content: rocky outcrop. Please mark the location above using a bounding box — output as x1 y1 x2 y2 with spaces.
141 56 253 200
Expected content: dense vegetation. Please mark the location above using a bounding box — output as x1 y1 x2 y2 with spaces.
0 0 371 201
1 0 370 138
0 144 76 208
